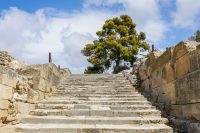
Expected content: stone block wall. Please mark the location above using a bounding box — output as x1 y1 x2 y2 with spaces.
17 63 70 101
0 65 26 124
137 41 200 132
0 52 71 131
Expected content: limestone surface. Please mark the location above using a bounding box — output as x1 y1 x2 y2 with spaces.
137 41 200 132
15 74 172 133
0 51 71 132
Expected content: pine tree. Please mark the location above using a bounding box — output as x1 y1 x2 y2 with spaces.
82 14 149 74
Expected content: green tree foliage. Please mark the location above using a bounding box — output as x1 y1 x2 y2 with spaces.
82 14 149 74
196 30 200 42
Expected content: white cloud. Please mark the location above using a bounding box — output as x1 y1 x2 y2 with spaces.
121 0 167 43
0 7 115 73
54 32 94 73
172 0 200 28
84 0 168 43
0 1 168 73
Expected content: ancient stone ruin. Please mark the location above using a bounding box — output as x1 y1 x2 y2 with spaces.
136 41 200 132
0 40 199 133
0 51 70 132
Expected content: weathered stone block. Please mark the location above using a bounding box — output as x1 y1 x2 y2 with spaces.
175 70 200 104
171 103 200 120
151 88 159 103
0 125 14 133
37 78 47 92
158 48 173 67
138 64 149 80
151 69 162 88
188 123 200 133
175 53 190 78
138 41 200 129
37 90 45 100
17 102 35 114
0 84 13 100
171 105 183 118
143 79 150 92
189 51 199 72
147 51 162 65
162 62 175 84
0 74 18 88
0 100 10 109
0 110 8 119
164 82 176 104
157 86 167 103
173 41 197 60
182 103 200 120
151 60 159 72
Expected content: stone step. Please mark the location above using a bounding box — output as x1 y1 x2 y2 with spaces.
58 89 135 92
110 105 156 110
58 85 134 91
36 104 155 110
62 81 129 83
63 78 126 81
29 109 161 117
57 88 135 91
67 74 124 77
46 97 146 101
57 89 136 92
64 78 127 80
54 92 139 95
49 94 145 98
56 90 138 92
61 82 131 84
41 98 146 103
57 88 137 91
15 74 173 133
62 82 130 84
61 80 129 83
61 84 131 86
61 83 131 85
65 74 124 78
59 85 133 87
52 93 144 97
15 124 172 133
56 90 137 93
57 87 135 90
63 79 128 82
39 100 151 105
20 115 169 125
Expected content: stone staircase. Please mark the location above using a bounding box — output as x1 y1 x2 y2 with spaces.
15 74 173 133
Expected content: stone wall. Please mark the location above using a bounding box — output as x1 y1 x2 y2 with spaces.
137 41 200 132
0 65 25 124
17 63 70 101
0 52 71 132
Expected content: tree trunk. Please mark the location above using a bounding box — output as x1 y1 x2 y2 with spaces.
114 58 120 74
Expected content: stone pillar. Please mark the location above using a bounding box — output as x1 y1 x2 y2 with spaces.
152 45 154 52
49 52 52 63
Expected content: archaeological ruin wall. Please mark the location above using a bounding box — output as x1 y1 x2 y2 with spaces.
0 51 70 132
137 41 200 132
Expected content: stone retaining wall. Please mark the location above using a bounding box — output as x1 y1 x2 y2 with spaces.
17 63 70 101
0 52 71 132
137 41 200 132
0 65 25 124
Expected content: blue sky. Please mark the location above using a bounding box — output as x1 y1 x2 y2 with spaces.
0 0 200 73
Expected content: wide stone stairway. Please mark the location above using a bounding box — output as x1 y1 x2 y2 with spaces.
15 74 172 133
